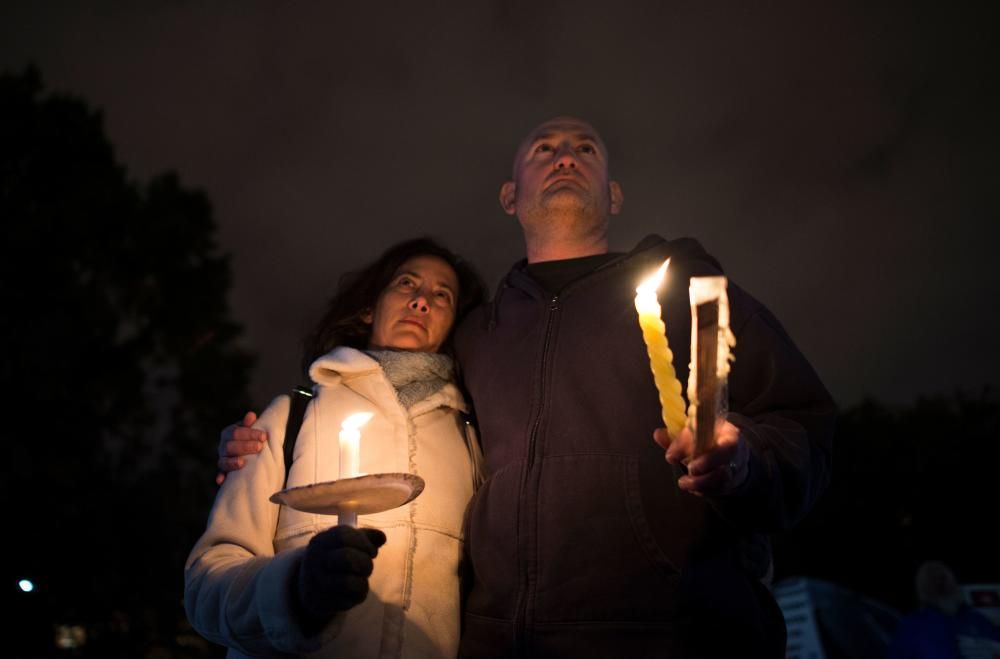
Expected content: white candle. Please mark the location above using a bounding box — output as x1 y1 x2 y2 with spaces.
338 412 372 527
687 276 735 386
338 412 373 480
687 276 736 454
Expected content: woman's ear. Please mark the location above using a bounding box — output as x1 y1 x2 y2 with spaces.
360 308 373 324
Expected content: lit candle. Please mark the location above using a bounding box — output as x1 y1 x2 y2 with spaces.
338 412 373 480
635 259 688 438
338 412 373 527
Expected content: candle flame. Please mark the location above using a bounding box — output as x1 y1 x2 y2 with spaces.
341 412 374 430
636 258 671 296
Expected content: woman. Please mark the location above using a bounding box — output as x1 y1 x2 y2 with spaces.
185 238 485 658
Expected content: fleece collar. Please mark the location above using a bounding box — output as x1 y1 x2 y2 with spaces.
309 346 467 414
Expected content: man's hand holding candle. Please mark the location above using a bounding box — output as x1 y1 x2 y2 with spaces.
653 421 750 497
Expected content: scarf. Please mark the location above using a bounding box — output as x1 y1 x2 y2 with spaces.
364 350 455 409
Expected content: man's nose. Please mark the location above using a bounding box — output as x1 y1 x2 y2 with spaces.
408 296 429 313
554 143 577 169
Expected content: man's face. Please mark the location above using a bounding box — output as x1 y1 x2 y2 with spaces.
500 116 623 234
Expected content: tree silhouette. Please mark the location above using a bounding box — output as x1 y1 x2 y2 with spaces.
1 66 252 658
773 389 1000 612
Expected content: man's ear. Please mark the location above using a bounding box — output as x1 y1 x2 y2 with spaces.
499 181 517 215
609 181 624 215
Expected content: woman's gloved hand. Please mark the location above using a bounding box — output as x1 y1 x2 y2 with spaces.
294 525 387 631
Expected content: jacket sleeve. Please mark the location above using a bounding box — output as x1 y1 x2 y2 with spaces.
709 293 836 533
183 395 344 656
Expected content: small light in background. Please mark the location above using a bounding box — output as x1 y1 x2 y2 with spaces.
18 579 35 593
55 624 87 649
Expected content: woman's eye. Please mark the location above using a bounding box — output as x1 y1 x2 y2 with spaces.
398 277 415 288
435 291 454 304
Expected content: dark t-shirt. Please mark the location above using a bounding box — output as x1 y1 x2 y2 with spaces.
524 252 622 294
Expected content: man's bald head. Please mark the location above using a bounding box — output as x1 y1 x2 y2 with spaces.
511 116 612 178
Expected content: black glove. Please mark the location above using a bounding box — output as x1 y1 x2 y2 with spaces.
294 525 387 631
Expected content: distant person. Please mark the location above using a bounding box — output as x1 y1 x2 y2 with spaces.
887 560 1000 659
185 238 485 658
221 116 835 657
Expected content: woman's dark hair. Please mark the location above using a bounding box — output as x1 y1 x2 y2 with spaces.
301 237 486 374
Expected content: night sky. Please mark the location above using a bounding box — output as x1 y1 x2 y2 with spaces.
3 0 997 409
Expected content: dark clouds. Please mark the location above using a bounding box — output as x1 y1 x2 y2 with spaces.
3 0 996 407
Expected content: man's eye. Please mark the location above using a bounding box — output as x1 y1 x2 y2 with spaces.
534 144 553 153
578 144 596 154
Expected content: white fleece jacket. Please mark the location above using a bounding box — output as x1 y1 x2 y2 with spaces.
184 347 479 658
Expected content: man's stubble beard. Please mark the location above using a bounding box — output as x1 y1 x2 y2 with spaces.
518 189 610 248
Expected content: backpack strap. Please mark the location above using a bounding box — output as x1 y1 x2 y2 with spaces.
282 385 314 488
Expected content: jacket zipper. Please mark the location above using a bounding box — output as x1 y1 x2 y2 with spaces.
513 292 560 655
528 293 559 470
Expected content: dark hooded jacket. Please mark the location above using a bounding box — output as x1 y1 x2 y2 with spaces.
454 235 835 658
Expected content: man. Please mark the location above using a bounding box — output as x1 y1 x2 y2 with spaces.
221 116 835 657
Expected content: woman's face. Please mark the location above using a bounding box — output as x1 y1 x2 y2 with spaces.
364 255 459 353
